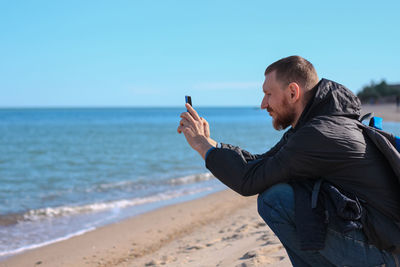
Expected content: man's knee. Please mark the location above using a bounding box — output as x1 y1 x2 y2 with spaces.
257 183 294 223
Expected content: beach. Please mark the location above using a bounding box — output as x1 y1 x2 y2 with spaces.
1 104 399 267
361 103 400 122
1 189 290 267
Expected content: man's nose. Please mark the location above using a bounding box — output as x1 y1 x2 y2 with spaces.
261 96 268 110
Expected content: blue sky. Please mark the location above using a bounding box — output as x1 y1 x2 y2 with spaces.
1 0 399 107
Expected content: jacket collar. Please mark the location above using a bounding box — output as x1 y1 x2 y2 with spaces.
294 79 361 130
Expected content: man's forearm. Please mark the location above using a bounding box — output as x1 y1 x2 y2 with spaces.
205 147 262 196
196 137 218 160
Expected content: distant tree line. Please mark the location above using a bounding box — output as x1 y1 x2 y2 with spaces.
357 80 400 103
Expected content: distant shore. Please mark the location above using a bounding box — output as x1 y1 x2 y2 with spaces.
361 103 400 122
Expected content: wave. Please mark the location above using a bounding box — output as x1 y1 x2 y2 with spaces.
84 179 142 193
20 186 214 222
167 173 214 185
83 172 215 193
0 172 216 226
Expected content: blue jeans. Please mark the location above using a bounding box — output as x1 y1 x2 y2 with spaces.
257 183 400 267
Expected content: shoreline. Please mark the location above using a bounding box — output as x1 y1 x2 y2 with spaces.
0 175 224 261
0 189 290 267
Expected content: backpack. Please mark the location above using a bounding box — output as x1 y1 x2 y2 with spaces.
361 113 400 153
358 113 400 181
358 113 400 253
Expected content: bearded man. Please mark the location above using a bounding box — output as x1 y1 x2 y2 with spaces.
177 56 400 266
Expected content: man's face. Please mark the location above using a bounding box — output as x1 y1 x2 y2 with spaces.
261 71 296 130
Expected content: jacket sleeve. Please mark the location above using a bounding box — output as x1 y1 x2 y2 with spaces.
219 129 291 163
205 125 336 196
219 136 287 163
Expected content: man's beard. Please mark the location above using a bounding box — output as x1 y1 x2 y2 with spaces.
268 99 297 130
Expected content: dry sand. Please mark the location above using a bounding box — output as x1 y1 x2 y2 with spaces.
1 190 290 267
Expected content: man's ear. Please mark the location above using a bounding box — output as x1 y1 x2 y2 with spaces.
287 82 301 103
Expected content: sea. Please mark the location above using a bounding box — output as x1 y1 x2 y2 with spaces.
0 107 279 259
0 107 399 259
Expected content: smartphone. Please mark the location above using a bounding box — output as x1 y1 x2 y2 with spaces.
185 95 192 111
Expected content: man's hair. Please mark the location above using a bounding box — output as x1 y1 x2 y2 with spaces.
265 56 319 91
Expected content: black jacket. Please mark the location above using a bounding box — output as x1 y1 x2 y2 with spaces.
205 79 400 252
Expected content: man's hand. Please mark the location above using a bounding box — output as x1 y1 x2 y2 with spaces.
177 104 217 159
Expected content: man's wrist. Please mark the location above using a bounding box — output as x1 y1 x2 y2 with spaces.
197 142 213 160
193 136 215 159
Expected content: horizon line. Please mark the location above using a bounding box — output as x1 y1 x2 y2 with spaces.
0 105 262 109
